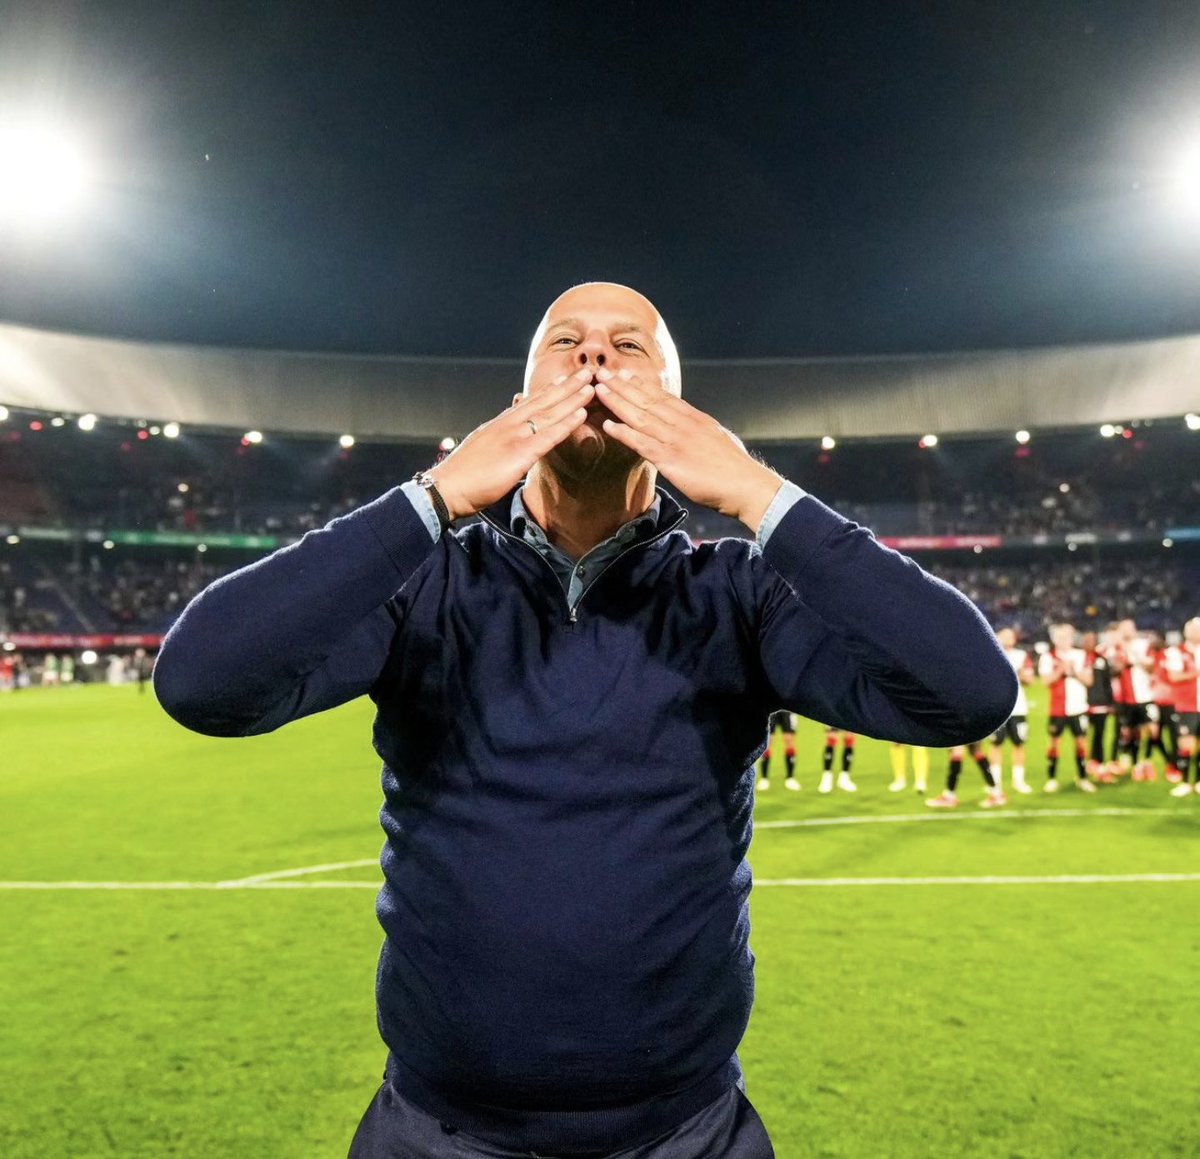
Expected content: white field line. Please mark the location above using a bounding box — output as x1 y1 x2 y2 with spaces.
755 807 1178 829
219 857 379 886
3 873 1199 891
1 808 1193 892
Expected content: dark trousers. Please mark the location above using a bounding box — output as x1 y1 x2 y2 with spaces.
348 1076 776 1159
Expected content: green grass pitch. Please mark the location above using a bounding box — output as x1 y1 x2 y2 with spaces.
2 684 1198 1158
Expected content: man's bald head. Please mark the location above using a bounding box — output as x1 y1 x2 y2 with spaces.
523 282 681 397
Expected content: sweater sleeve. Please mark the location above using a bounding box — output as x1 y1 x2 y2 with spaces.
753 491 1017 746
152 486 439 738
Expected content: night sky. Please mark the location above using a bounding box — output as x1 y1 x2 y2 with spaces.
1 1 1199 360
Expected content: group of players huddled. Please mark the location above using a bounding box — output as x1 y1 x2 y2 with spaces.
756 617 1200 806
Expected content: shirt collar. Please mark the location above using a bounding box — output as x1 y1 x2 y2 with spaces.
510 486 662 547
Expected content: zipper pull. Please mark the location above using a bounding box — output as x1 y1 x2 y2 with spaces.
569 606 578 624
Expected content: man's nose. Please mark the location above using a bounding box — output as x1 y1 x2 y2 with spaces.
575 332 610 371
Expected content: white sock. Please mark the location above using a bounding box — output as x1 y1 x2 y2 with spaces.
1013 764 1026 785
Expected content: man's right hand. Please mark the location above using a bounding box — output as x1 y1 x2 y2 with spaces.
428 370 595 520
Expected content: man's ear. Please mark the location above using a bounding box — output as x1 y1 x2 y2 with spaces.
512 392 523 408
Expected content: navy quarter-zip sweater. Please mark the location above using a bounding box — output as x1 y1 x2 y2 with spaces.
153 482 1016 1155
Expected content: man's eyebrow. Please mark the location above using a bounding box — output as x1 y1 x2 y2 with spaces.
544 317 653 336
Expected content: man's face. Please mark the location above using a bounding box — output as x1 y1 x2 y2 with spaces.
1051 625 1075 651
1184 619 1200 646
521 283 678 484
996 627 1016 649
1119 619 1137 641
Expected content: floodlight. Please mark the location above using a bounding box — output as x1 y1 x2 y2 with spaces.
80 649 98 664
102 540 114 550
0 121 94 226
51 416 65 427
439 436 457 452
1163 538 1174 548
1014 430 1031 444
163 422 180 439
919 434 938 448
149 425 161 436
339 434 355 449
5 534 19 545
820 435 836 450
244 430 263 444
77 413 97 431
197 543 208 553
1170 144 1200 214
1186 413 1200 431
1100 424 1117 438
0 405 8 421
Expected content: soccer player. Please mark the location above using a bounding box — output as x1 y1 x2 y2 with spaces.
756 710 800 790
154 282 1015 1159
1038 623 1096 793
988 626 1034 794
1148 632 1181 782
1082 628 1117 783
1164 618 1200 797
926 743 1006 808
887 743 930 793
1113 618 1158 781
816 727 857 793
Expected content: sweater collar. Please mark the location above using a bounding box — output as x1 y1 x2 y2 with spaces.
480 484 686 542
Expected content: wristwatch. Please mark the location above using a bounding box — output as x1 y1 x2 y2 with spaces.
412 470 452 531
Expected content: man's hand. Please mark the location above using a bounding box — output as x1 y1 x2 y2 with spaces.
595 369 784 532
429 370 595 519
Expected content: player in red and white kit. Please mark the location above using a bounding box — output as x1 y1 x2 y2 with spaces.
986 627 1034 794
1163 619 1200 797
1038 623 1096 793
1148 633 1182 782
1113 619 1159 781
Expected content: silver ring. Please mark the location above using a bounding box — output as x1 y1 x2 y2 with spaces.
526 419 538 436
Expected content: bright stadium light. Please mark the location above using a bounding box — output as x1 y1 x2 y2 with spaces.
0 405 8 421
5 534 19 545
1100 423 1117 438
1014 429 1031 444
77 413 97 432
821 435 836 450
50 416 65 427
102 539 114 550
1186 413 1200 431
1169 144 1200 215
0 121 94 227
243 430 263 444
339 434 355 449
439 436 457 452
919 434 938 449
163 421 180 439
80 649 98 665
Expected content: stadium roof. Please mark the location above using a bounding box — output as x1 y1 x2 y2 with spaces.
2 318 1199 443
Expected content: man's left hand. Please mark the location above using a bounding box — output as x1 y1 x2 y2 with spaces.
595 369 784 532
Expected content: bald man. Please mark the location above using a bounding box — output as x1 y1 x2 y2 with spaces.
154 282 1016 1159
